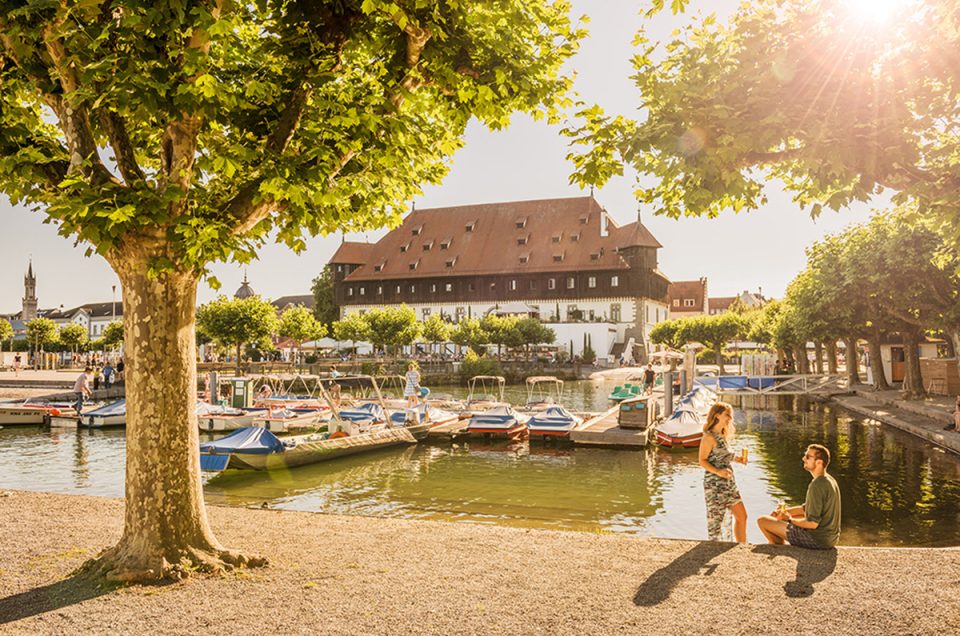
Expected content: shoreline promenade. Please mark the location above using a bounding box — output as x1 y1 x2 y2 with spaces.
1 490 957 635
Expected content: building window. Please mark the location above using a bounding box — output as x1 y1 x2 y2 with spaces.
336 265 343 273
456 306 466 319
672 299 679 307
552 234 562 243
566 304 578 320
509 280 517 291
422 308 431 318
588 309 595 321
684 298 695 308
412 226 422 236
440 240 451 250
423 242 433 251
359 287 365 296
445 283 453 292
590 253 600 261
548 278 556 290
588 276 596 288
529 280 537 291
553 254 563 262
347 287 354 297
377 285 383 295
400 243 409 253
431 284 437 293
468 283 475 292
445 258 456 268
465 222 475 232
515 218 527 229
567 277 575 289
519 255 529 264
410 285 416 293
646 306 650 322
396 285 401 294
409 262 418 271
517 236 528 245
611 303 621 322
571 233 580 243
611 275 619 287
580 215 588 225
374 263 384 272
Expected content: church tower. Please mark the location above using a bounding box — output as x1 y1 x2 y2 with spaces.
22 260 38 321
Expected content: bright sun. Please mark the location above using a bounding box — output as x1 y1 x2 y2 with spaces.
844 0 902 24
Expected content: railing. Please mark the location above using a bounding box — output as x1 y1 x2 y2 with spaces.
695 374 847 395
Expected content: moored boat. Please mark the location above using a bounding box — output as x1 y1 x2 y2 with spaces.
0 401 75 426
465 405 528 439
196 403 268 432
81 399 126 428
252 407 328 433
655 385 717 448
526 405 583 438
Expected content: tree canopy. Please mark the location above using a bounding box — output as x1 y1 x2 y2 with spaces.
310 266 339 329
58 322 89 352
26 317 58 350
0 319 14 345
197 296 279 372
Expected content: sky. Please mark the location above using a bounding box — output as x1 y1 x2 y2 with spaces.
0 0 883 314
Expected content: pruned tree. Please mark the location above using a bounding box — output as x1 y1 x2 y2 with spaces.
310 266 339 330
421 314 451 356
450 318 489 355
101 320 125 349
26 317 58 365
364 305 421 356
278 306 326 366
0 319 14 351
197 296 279 376
0 0 582 581
332 312 371 350
59 322 89 356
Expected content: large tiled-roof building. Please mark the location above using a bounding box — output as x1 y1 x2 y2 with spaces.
668 278 709 318
329 196 672 360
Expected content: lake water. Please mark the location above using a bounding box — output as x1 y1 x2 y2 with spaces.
1 383 958 546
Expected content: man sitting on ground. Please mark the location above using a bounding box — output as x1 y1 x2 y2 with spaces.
757 444 841 549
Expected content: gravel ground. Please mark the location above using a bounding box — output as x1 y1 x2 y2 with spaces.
0 490 957 635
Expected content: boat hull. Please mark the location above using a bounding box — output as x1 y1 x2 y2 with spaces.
655 431 703 448
226 427 417 470
199 411 263 432
0 406 68 426
82 414 126 428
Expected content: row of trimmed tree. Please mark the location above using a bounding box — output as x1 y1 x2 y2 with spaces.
0 317 124 356
651 208 960 400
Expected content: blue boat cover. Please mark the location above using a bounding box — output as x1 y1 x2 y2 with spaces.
199 426 286 455
340 402 385 422
85 399 126 416
718 376 749 390
528 406 576 429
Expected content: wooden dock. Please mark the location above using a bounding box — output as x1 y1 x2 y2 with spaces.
569 406 653 448
425 416 471 440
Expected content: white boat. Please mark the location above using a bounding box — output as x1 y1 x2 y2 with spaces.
655 385 717 448
196 403 268 433
522 376 564 411
82 399 127 428
465 375 508 413
252 407 328 434
0 401 76 426
527 405 583 438
465 405 529 439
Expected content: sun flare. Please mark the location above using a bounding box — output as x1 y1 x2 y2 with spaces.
844 0 902 24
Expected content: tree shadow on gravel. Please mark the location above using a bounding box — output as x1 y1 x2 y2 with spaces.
751 544 838 598
633 542 737 606
0 573 121 625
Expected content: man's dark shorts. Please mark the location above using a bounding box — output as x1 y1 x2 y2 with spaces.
787 523 832 550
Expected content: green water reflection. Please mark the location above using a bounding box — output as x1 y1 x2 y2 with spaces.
0 386 958 546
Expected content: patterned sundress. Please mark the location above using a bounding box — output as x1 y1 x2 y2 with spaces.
703 431 742 540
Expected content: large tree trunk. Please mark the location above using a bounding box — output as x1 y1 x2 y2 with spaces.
844 336 861 385
867 330 891 390
813 341 824 374
793 345 810 374
714 341 725 375
825 340 838 375
900 330 927 401
86 263 264 582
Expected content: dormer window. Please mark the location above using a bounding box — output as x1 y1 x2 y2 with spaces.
590 253 600 261
400 243 410 253
440 238 452 250
570 232 580 243
409 260 419 271
579 215 589 225
519 254 529 264
445 257 457 268
515 217 527 229
423 241 433 251
553 253 564 262
412 225 422 236
374 263 385 272
465 221 476 232
517 235 528 246
552 233 563 243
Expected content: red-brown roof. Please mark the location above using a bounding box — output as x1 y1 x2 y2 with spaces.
709 296 736 312
330 241 376 264
338 196 662 281
668 279 707 312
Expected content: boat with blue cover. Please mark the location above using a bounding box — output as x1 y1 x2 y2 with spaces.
465 405 528 439
655 385 717 448
526 405 583 438
82 399 127 428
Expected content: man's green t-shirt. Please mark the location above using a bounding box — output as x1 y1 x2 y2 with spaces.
804 473 841 547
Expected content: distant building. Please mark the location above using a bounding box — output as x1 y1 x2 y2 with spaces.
45 302 123 339
234 272 256 299
271 294 316 314
22 261 38 321
328 196 671 360
668 278 708 319
708 290 766 315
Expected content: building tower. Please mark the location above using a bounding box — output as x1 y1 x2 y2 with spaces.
234 270 256 299
22 260 38 321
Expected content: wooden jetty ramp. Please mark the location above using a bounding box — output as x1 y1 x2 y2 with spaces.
569 406 654 448
425 415 471 440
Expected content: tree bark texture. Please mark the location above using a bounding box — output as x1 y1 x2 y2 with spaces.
813 341 824 374
900 330 927 400
87 262 264 581
825 340 839 375
793 345 810 374
867 331 891 390
844 337 861 385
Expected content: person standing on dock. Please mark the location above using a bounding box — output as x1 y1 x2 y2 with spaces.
73 367 93 415
13 353 21 377
643 363 656 394
699 402 749 543
404 362 421 408
756 444 841 549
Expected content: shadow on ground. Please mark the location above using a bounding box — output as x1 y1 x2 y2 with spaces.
633 542 736 606
751 544 838 597
0 573 115 625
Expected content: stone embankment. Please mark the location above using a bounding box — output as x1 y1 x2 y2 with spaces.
0 490 957 635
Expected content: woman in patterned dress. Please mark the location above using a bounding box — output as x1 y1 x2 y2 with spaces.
698 402 748 543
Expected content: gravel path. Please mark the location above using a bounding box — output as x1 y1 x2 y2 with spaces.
0 490 957 635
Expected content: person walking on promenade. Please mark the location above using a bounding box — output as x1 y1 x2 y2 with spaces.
73 367 93 415
403 362 421 408
757 444 841 549
699 402 748 543
116 358 125 384
102 361 115 389
13 353 21 376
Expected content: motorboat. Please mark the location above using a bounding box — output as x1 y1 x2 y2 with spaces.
608 383 642 402
465 375 508 413
81 399 127 428
0 400 76 426
199 425 418 472
523 376 564 411
252 407 329 434
655 385 717 448
196 403 268 433
387 404 461 440
465 405 528 439
527 405 583 438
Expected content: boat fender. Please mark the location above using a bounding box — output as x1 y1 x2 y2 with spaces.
330 431 349 439
49 408 61 417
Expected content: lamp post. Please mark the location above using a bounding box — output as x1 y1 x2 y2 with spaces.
111 285 116 322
